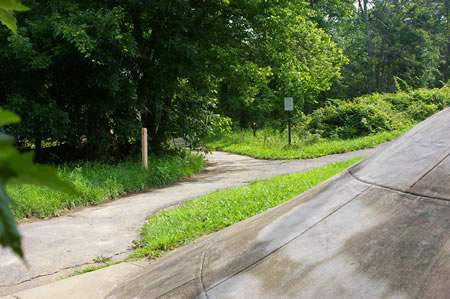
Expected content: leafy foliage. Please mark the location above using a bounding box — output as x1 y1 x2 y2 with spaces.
0 0 29 34
207 86 448 159
0 0 347 157
307 100 395 139
307 86 449 139
213 0 347 128
1 1 140 159
321 0 449 99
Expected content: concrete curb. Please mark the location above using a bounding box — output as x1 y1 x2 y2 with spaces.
3 261 148 299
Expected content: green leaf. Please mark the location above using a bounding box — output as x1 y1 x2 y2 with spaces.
0 8 17 34
0 107 20 125
0 0 29 34
0 181 23 258
0 0 30 11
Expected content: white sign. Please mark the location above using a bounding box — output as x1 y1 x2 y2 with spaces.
284 97 293 111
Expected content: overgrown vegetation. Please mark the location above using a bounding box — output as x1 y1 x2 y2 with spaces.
130 157 364 259
8 154 204 219
307 87 449 139
320 0 449 101
208 86 449 159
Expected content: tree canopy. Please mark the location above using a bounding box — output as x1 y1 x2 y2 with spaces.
321 0 449 100
0 0 448 156
0 0 347 157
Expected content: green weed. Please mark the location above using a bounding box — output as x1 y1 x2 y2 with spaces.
63 261 122 279
93 255 112 264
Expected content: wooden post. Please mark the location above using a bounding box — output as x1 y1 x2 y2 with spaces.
141 128 148 169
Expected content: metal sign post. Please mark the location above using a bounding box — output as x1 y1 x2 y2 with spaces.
284 97 293 145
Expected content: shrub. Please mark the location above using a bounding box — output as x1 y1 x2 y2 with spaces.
306 100 394 139
305 86 449 139
407 101 438 121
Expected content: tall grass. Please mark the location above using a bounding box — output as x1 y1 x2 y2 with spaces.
206 128 407 159
8 154 204 219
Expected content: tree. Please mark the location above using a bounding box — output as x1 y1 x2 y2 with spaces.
1 0 346 154
1 1 141 160
322 0 448 99
167 0 346 128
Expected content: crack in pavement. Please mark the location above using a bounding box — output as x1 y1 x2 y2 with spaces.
0 250 129 289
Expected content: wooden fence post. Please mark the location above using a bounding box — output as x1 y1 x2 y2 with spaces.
142 128 148 169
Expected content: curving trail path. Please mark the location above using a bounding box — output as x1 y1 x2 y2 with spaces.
108 108 450 299
0 148 380 296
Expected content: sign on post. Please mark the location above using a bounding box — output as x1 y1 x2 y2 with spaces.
284 97 293 145
284 97 293 111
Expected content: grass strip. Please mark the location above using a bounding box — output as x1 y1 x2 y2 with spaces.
8 153 204 219
130 156 364 259
206 129 407 159
63 261 123 279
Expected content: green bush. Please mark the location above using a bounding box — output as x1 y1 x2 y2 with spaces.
305 86 449 139
306 100 394 139
407 101 438 121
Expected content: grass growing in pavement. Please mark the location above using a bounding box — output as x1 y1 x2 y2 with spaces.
130 156 364 259
63 257 122 279
66 263 118 277
206 129 407 159
8 153 204 219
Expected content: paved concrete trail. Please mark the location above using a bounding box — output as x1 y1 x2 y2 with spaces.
0 149 377 296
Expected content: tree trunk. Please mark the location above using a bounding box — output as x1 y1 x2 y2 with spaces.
445 1 449 83
361 0 374 93
142 93 173 155
445 42 449 83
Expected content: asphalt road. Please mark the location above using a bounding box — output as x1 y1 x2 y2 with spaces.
0 148 378 296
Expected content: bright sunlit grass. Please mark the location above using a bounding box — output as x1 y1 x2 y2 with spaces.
205 128 407 159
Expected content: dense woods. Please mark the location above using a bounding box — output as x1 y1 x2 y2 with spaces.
1 0 446 160
323 0 449 100
1 0 344 158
